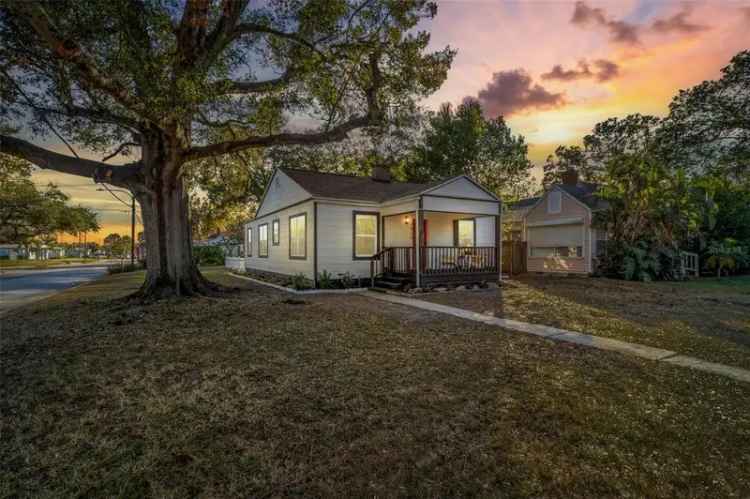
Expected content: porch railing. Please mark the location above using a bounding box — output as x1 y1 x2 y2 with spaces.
423 246 497 274
371 246 498 284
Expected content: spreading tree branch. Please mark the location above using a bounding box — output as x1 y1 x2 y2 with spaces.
185 51 383 160
16 2 148 120
232 22 325 57
1 135 142 188
212 68 295 94
183 116 372 160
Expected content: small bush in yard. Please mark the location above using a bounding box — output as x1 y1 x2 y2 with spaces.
338 271 358 289
317 270 336 289
193 246 224 266
108 262 144 274
290 273 313 290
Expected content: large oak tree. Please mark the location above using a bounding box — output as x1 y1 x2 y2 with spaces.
0 0 453 297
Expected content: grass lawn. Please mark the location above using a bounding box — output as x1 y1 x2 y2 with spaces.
2 269 750 497
419 274 750 371
0 258 99 269
667 275 750 293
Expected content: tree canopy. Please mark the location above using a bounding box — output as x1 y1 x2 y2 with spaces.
0 0 454 296
0 153 99 245
405 100 534 200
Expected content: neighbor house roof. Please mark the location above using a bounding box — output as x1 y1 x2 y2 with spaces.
507 196 540 210
279 167 444 203
557 182 608 210
511 181 608 213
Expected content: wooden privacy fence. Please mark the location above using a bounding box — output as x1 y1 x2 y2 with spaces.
502 241 527 275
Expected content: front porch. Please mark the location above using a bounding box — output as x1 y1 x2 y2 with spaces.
371 204 503 288
372 245 500 288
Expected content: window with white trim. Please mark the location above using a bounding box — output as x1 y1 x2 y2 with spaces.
547 191 561 214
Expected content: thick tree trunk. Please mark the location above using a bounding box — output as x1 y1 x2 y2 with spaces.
130 133 219 299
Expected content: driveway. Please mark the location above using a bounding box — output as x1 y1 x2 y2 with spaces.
0 266 109 314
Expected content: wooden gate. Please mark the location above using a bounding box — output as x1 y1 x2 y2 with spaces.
502 241 527 275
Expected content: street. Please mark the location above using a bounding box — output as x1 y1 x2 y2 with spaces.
0 266 109 314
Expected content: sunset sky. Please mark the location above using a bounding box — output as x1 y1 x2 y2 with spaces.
29 0 750 242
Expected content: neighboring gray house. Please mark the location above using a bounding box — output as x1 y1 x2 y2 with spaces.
239 167 503 288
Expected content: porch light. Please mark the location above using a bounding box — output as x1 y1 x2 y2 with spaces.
403 215 411 225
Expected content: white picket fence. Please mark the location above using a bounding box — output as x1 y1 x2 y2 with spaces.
225 256 245 272
680 251 699 278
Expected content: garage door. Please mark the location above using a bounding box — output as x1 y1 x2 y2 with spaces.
528 224 583 258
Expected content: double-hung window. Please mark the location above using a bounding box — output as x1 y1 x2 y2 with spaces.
353 212 378 259
454 219 475 247
258 224 268 257
289 213 306 259
272 219 280 245
246 227 253 257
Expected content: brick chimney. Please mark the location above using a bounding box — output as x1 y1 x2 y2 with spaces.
371 165 392 183
561 168 579 186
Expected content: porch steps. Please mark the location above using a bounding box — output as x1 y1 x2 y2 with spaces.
373 275 411 291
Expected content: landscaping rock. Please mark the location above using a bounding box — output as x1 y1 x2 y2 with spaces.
455 285 467 291
435 287 448 292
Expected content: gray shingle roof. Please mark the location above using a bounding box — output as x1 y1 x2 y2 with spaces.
508 196 540 210
280 167 443 203
509 181 608 212
558 182 608 210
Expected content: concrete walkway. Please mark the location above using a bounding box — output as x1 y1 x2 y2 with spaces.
363 291 750 384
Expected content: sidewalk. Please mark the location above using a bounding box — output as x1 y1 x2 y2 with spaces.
363 290 750 384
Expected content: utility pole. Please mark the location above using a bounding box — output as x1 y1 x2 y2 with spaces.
97 186 137 265
131 196 135 265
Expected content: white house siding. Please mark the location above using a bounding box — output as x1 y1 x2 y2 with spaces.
379 199 417 217
245 200 315 279
383 212 497 248
525 188 591 274
256 169 310 218
316 202 378 278
422 195 498 215
384 215 412 247
425 177 496 200
476 217 496 246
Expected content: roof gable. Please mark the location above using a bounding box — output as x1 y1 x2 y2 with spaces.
279 167 437 203
422 175 499 201
255 169 312 218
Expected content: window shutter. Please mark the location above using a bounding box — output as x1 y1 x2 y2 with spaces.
453 220 459 246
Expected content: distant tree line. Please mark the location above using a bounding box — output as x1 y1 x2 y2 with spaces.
0 154 99 248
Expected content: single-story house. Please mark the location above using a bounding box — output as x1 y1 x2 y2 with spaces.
0 244 23 260
509 170 608 275
241 167 503 288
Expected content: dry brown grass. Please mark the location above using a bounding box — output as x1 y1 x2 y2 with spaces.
419 274 750 370
2 270 750 497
